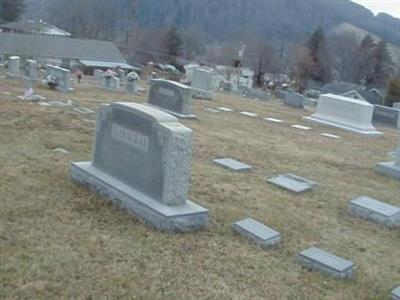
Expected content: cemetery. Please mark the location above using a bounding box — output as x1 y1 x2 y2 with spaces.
1 71 399 299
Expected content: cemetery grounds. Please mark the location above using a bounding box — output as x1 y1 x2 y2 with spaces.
0 75 399 299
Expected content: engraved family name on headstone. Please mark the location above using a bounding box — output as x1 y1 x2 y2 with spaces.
70 102 208 232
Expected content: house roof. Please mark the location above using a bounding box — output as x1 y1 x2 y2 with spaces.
0 32 128 65
0 20 71 36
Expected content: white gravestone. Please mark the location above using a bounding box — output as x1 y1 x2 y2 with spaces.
94 69 104 79
148 79 197 119
45 65 73 92
125 71 139 94
191 68 214 100
100 73 120 91
7 56 20 78
26 59 38 81
304 94 383 136
70 102 208 232
376 138 400 180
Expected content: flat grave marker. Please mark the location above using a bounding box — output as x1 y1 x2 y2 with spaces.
391 286 400 300
348 196 400 228
265 117 283 123
321 133 340 139
297 247 355 279
240 111 258 117
267 173 316 193
233 218 281 248
292 124 311 130
213 158 252 172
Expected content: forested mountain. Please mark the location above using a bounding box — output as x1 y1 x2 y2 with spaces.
23 0 400 46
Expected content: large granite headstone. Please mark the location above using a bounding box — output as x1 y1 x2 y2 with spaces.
70 102 208 232
7 56 20 78
148 79 197 119
376 138 400 180
372 105 400 128
304 94 383 136
45 65 73 92
192 68 213 91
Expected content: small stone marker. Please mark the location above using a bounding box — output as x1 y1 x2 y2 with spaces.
297 247 355 279
213 158 252 171
321 133 340 139
373 105 400 129
70 102 208 232
233 218 281 248
292 124 311 130
282 91 305 109
7 56 20 78
265 117 283 123
376 138 400 180
204 108 220 113
391 286 400 300
73 107 95 114
148 79 197 119
267 173 316 193
216 107 234 112
240 111 258 117
348 196 400 228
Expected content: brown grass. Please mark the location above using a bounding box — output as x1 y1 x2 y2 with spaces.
0 75 399 300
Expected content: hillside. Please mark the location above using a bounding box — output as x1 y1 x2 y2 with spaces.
331 22 400 67
23 0 400 46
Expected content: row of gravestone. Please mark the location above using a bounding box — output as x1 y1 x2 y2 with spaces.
66 79 400 296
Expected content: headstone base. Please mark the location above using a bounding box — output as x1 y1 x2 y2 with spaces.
376 162 400 180
303 116 383 136
191 87 213 100
70 162 208 232
146 104 197 119
55 86 74 93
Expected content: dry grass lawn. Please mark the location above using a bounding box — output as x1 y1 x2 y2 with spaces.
1 75 399 299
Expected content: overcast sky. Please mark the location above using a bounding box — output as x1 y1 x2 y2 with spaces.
352 0 400 18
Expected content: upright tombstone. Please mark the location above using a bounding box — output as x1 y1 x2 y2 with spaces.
192 68 213 90
70 102 208 232
148 79 197 119
125 71 139 94
45 65 73 92
282 91 305 109
372 105 400 128
7 56 20 78
393 103 400 110
376 138 400 180
191 68 214 100
25 59 38 81
94 69 104 79
100 71 120 91
304 94 383 136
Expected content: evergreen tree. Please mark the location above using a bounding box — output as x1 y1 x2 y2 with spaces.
384 77 400 107
370 40 393 86
166 26 183 63
307 27 332 83
0 0 25 24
